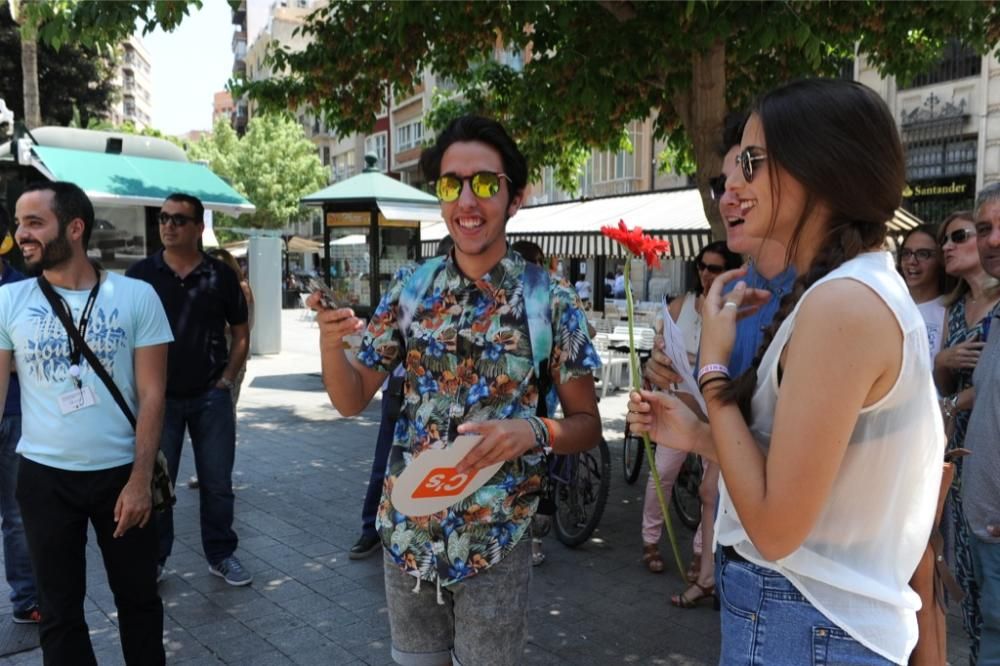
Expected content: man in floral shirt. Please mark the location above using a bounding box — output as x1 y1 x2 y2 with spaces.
310 115 602 666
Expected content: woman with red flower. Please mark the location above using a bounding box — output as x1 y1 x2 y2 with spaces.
627 79 944 665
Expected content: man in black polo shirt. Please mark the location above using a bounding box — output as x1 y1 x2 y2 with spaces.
127 193 251 586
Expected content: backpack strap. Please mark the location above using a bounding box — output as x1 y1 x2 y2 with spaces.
398 255 445 339
522 262 555 417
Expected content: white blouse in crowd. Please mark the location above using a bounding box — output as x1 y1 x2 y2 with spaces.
915 296 947 365
674 291 701 363
715 252 945 665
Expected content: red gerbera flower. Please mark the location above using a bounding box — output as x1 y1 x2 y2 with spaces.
600 220 671 268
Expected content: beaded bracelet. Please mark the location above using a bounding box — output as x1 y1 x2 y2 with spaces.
525 416 550 450
699 376 731 394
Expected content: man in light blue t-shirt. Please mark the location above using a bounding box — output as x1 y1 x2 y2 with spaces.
0 181 172 666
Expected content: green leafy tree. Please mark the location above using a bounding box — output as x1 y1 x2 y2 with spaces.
0 3 116 127
239 1 1000 238
188 114 327 230
13 0 208 51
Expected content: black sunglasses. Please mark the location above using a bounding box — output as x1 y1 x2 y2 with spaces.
899 248 936 262
158 212 197 227
697 260 726 275
708 175 726 201
735 147 767 183
940 228 975 246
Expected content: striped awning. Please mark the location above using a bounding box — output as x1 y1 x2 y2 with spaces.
421 230 713 260
419 187 924 260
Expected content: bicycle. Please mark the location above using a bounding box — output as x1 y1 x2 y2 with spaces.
546 438 611 547
621 422 702 531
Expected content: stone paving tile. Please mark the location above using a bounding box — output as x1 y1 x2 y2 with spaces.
0 310 973 665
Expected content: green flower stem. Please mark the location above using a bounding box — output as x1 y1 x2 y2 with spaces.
624 260 686 581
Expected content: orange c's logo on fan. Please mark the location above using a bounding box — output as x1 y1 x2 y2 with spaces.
412 467 473 498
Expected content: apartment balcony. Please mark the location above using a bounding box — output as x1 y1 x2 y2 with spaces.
233 59 247 77
232 0 247 27
232 30 247 54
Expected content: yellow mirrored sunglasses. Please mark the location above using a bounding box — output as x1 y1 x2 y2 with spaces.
434 171 509 203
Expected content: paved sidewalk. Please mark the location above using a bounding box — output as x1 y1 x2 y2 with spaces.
0 309 970 664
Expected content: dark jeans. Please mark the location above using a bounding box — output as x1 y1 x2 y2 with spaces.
157 387 238 565
17 457 165 666
0 416 36 613
361 387 400 539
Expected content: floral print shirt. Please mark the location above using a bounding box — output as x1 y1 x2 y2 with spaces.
358 248 600 585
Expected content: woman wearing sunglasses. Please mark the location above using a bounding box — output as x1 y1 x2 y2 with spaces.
898 224 953 363
933 209 1000 661
628 79 944 664
641 242 740 578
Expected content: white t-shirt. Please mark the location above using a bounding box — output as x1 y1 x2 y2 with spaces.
575 279 592 300
915 296 947 364
0 272 173 471
715 252 945 665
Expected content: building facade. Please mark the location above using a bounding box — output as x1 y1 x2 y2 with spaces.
212 91 234 126
859 41 1000 225
109 36 153 130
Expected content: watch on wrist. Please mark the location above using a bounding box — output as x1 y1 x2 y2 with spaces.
941 393 959 420
219 377 235 390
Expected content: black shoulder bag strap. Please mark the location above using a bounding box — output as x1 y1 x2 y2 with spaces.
37 273 136 428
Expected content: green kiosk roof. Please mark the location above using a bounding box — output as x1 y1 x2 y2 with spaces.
31 145 254 215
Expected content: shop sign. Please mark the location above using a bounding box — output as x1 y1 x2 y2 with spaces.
902 176 975 201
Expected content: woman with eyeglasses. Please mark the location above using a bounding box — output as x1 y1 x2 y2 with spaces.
628 79 944 664
898 224 953 362
933 210 1000 661
640 241 739 578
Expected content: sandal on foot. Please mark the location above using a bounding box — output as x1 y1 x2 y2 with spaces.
642 544 664 574
671 582 716 609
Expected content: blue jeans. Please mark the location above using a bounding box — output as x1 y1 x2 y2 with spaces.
361 387 400 539
971 535 1000 665
717 549 894 666
0 416 36 613
156 388 238 565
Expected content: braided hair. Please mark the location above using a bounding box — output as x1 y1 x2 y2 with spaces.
722 79 905 420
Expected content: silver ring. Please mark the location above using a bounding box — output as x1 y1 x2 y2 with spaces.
723 301 738 309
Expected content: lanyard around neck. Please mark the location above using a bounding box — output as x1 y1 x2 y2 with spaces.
38 268 101 388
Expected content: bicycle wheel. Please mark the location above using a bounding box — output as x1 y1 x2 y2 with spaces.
622 422 644 484
554 438 612 547
670 453 703 531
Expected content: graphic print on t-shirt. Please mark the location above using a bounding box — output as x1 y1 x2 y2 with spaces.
22 305 127 384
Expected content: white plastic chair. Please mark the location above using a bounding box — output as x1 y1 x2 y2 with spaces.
594 334 630 399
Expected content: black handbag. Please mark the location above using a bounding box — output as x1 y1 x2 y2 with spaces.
37 273 176 512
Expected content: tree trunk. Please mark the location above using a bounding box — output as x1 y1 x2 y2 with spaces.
673 40 728 241
12 0 42 129
21 35 40 129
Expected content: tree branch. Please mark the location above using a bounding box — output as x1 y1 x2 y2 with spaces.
597 1 637 22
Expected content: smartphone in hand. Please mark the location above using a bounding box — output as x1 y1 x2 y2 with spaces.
307 278 339 310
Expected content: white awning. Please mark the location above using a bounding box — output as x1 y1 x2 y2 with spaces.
376 202 443 225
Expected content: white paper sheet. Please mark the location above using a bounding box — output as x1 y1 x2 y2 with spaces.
662 299 707 414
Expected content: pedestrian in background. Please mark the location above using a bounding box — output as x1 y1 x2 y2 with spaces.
0 205 38 626
961 182 1000 665
127 194 252 587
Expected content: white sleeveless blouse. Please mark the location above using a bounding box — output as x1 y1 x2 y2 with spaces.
675 292 701 361
715 252 945 665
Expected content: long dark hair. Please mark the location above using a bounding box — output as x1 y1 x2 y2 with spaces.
723 79 905 420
